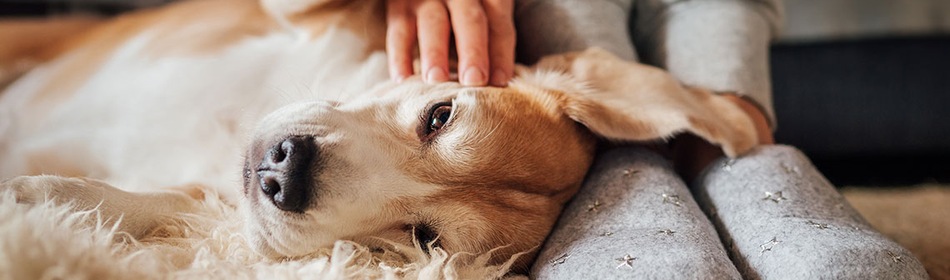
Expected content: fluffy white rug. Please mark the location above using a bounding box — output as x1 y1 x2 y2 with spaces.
0 191 522 280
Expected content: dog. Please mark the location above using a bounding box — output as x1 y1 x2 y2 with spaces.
0 0 756 271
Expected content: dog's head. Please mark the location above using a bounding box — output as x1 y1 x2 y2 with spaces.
240 49 757 268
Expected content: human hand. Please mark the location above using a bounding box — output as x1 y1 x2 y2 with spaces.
386 0 515 86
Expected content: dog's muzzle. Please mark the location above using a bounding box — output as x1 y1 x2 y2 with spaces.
256 136 317 212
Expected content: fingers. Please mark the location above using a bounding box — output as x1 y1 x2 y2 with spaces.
386 0 415 82
385 0 516 86
483 0 515 86
415 0 451 83
446 0 489 86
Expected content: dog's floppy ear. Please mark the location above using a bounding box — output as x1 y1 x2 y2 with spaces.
531 48 757 157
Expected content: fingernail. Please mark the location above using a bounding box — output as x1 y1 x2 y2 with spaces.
461 67 486 86
426 67 448 83
490 69 508 87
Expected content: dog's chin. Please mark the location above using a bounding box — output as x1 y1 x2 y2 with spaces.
244 228 284 259
244 223 337 259
242 214 411 259
239 196 322 259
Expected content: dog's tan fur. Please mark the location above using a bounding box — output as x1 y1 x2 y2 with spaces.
0 0 756 271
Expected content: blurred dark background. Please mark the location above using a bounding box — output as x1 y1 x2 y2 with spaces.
2 0 948 186
772 0 950 186
772 36 950 186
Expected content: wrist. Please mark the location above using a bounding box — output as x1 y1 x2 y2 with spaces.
720 93 774 145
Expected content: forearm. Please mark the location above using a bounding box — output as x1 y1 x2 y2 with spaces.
514 0 637 63
633 0 784 126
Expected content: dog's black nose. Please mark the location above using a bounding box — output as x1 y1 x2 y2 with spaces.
257 136 316 212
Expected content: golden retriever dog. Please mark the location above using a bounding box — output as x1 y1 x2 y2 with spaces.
0 0 755 272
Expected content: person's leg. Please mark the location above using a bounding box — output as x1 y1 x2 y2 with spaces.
692 145 929 279
516 2 743 277
532 147 740 279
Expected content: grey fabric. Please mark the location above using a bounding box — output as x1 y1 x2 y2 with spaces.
632 0 782 125
692 145 929 279
515 0 782 124
532 147 740 279
515 0 638 63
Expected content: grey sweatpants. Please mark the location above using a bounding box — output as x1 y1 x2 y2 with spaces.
516 1 929 278
532 146 928 279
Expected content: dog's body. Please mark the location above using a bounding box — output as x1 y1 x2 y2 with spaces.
0 0 756 271
1 0 385 195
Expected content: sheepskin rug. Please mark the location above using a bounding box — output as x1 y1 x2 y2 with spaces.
0 190 523 280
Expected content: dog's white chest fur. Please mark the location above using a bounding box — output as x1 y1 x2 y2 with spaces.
0 26 387 199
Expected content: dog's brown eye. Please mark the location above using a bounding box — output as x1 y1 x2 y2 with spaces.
425 103 453 134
